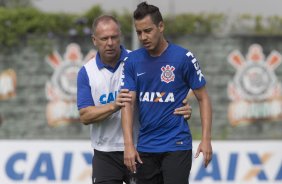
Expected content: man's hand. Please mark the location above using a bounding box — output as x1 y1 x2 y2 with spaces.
174 98 192 120
195 139 213 167
124 144 143 173
116 89 132 107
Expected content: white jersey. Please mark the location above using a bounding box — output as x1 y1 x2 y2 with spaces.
77 47 139 152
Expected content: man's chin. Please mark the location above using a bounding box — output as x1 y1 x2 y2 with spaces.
143 44 151 49
104 53 118 61
144 46 154 52
105 52 116 57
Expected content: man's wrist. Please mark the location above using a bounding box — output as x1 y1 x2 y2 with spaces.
201 136 211 141
110 103 120 112
124 142 134 147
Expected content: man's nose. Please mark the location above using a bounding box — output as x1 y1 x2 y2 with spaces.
140 32 147 41
107 38 113 45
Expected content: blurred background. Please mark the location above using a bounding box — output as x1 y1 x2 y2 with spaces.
0 0 282 183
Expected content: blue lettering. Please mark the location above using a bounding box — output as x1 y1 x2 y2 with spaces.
275 161 282 180
107 92 115 103
227 153 238 181
6 152 26 180
99 91 117 104
5 151 97 182
195 154 221 181
248 153 267 180
82 152 93 165
61 153 72 180
29 153 55 180
99 94 107 104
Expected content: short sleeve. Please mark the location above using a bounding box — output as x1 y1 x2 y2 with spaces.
182 51 206 89
77 67 95 110
121 55 136 91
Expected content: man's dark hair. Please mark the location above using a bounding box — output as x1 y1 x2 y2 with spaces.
133 1 163 25
91 15 120 36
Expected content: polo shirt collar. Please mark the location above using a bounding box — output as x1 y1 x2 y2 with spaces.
96 45 128 72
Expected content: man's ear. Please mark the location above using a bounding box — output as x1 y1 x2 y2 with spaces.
92 36 96 46
158 21 164 33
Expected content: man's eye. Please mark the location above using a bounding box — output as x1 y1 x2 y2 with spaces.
145 29 151 33
112 36 118 40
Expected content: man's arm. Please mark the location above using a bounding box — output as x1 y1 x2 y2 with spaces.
119 89 192 120
173 92 192 120
79 89 132 125
121 91 142 173
79 103 120 125
193 86 213 167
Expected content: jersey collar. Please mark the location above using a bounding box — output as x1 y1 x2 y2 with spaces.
96 45 128 72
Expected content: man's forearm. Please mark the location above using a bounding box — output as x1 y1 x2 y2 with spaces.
121 91 136 147
79 103 119 125
199 95 212 140
193 87 212 140
121 102 134 146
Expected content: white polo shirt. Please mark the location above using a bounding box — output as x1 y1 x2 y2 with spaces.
77 46 139 152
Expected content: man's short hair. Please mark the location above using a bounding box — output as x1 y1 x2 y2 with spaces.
133 1 163 25
91 15 120 36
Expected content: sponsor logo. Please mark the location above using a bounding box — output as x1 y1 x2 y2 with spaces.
120 59 126 87
192 151 282 182
4 151 92 183
161 65 175 83
139 92 175 102
99 91 118 104
137 72 146 77
4 150 282 183
186 51 204 82
1 141 281 184
0 69 17 100
227 44 282 126
45 43 96 127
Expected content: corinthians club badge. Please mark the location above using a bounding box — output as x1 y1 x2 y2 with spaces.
45 43 96 127
227 44 282 126
161 65 175 83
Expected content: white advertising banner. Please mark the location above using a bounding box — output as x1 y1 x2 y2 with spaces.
190 141 282 184
0 140 92 184
0 140 281 184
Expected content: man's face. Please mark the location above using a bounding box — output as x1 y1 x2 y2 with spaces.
134 15 164 53
92 20 121 63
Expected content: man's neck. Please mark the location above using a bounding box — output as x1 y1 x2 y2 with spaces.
101 52 121 68
103 57 119 68
149 39 168 57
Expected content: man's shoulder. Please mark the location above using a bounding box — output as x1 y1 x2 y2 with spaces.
83 57 96 68
170 43 189 54
123 48 145 62
120 45 131 55
79 57 99 76
168 44 195 62
127 48 146 57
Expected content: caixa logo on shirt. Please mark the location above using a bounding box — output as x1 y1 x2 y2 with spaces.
99 91 118 104
139 92 175 102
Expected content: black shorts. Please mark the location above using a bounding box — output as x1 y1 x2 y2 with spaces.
92 149 135 184
135 150 192 184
